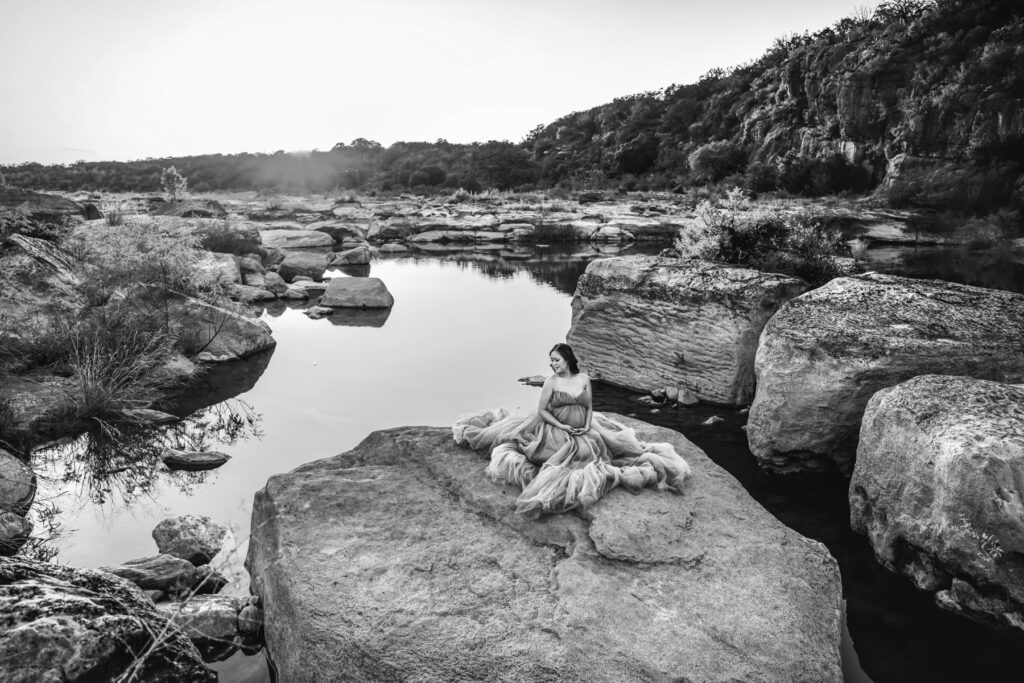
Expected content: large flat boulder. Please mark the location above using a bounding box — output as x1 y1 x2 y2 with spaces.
0 557 214 682
747 273 1024 473
319 277 394 308
157 291 275 362
195 251 241 285
258 229 333 250
277 251 329 281
567 256 809 405
850 375 1024 632
246 419 842 682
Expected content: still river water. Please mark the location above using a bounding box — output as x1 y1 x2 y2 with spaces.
32 243 1024 682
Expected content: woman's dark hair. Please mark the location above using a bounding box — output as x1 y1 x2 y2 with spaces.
550 343 580 374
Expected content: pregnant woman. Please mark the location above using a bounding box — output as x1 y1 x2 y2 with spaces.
453 343 691 514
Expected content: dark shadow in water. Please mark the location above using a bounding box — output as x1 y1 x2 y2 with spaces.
163 350 274 418
332 264 371 278
592 382 1024 683
865 245 1024 294
323 307 391 328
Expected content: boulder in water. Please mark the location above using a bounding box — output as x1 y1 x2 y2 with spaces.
319 276 394 308
747 273 1024 473
246 419 842 682
567 256 809 405
850 375 1024 632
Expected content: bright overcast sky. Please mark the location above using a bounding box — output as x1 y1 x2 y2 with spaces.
0 0 880 164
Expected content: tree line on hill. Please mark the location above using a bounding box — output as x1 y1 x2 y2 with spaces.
2 0 1021 215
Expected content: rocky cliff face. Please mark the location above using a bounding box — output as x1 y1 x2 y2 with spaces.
529 0 1023 207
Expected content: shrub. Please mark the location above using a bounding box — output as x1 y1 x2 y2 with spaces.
104 208 125 226
57 311 177 432
65 219 215 302
676 188 846 285
688 141 746 184
194 219 260 256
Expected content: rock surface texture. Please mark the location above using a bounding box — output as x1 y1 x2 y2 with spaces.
747 273 1024 473
319 276 394 308
0 557 214 682
160 291 276 362
0 449 35 515
567 256 809 404
246 419 842 682
152 515 228 565
850 376 1024 632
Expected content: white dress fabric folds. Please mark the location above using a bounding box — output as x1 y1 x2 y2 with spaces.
452 386 691 514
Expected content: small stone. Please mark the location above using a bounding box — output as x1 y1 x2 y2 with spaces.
665 387 679 402
0 449 36 515
159 594 244 644
153 515 228 566
237 604 264 638
163 450 230 471
264 271 288 296
0 511 32 556
305 306 333 319
702 416 725 427
679 388 700 406
101 554 199 595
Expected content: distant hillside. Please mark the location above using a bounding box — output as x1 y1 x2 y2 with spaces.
528 0 1023 211
2 0 1020 213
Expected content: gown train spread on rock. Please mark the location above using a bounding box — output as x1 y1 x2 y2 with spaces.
452 386 690 514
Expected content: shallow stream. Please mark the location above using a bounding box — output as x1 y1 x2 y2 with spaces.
32 242 1024 681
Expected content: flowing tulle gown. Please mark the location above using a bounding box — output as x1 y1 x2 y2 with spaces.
453 385 691 514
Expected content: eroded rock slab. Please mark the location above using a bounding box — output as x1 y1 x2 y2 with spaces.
850 375 1024 632
567 256 809 404
0 557 214 682
747 273 1024 473
319 276 394 308
246 418 842 682
159 291 276 362
258 229 333 250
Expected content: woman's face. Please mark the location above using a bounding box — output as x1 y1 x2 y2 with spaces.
550 351 567 374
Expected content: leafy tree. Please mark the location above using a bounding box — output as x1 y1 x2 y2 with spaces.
160 166 187 200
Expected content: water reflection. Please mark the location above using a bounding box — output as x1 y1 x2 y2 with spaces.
321 307 391 327
167 350 274 417
33 399 263 509
864 245 1024 294
389 242 664 295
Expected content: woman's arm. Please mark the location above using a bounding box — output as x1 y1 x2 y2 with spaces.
583 375 593 431
538 377 570 431
572 374 593 434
